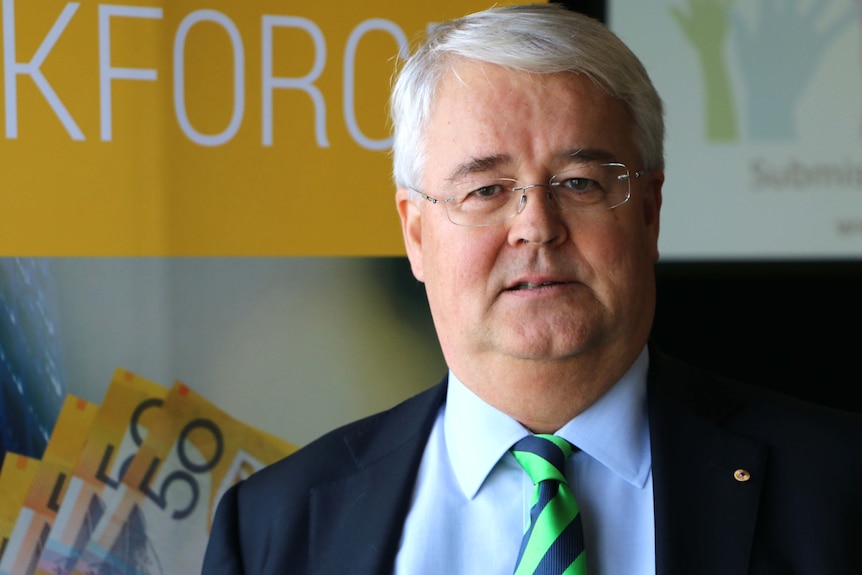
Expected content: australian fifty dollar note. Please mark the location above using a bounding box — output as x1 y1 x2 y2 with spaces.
0 454 40 563
35 369 168 575
0 396 98 575
71 380 296 575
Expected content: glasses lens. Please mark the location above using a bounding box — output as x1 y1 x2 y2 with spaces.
550 162 631 213
444 178 520 227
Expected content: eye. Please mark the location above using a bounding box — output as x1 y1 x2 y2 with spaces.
469 183 507 199
458 179 516 203
552 163 612 196
555 176 595 192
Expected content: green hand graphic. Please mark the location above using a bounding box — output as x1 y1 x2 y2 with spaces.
671 0 739 142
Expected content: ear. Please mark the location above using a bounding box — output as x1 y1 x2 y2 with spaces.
396 187 426 282
642 170 663 262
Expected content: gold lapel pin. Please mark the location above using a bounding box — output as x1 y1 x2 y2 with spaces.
734 469 751 482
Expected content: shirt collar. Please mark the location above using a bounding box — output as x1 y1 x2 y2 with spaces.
555 347 652 488
444 346 651 499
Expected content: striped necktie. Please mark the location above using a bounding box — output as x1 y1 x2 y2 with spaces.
511 434 587 575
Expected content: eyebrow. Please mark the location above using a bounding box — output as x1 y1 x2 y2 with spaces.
445 147 621 182
561 148 618 164
447 154 512 182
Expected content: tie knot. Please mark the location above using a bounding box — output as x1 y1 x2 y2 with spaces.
511 434 574 485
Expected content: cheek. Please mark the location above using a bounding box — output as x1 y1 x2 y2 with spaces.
579 216 653 296
423 229 500 303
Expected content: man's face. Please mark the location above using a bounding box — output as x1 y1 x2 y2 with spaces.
396 61 663 385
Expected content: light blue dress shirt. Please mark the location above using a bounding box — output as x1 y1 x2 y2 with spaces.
394 347 655 575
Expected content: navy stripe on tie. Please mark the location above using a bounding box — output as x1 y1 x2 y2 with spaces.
532 512 585 575
513 480 561 567
512 435 567 476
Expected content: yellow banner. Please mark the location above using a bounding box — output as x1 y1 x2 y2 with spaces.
0 0 526 255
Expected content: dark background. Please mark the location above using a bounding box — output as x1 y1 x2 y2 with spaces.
653 262 862 413
550 0 862 413
555 0 606 21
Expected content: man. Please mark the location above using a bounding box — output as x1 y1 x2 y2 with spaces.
202 5 862 574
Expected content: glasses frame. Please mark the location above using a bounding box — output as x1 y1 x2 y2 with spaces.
412 162 647 227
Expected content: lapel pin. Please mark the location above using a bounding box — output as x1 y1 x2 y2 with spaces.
734 469 751 482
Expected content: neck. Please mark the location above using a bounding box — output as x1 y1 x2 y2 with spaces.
451 345 644 433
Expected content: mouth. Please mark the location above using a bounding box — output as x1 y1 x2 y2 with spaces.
506 281 566 291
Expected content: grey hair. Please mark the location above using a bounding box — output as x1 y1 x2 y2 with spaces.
390 3 664 190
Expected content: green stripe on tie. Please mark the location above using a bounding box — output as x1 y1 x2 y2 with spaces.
511 434 587 575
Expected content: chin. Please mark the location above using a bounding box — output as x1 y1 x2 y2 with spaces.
498 335 594 362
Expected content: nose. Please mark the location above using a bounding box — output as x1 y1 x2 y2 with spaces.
507 184 568 246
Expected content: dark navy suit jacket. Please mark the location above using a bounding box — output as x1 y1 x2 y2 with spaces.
202 351 862 574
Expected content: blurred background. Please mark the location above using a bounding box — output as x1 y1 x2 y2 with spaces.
1 257 445 455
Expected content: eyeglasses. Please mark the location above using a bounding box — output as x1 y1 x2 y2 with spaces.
413 161 645 227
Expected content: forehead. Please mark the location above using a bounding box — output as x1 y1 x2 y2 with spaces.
423 61 635 181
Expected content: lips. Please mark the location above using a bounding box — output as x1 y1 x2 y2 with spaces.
507 280 566 291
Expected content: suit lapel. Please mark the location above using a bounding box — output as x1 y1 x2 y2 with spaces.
649 353 767 575
302 356 769 575
307 381 447 575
